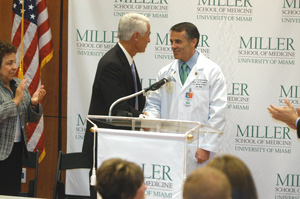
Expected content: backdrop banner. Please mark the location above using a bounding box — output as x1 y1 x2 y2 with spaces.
68 0 300 198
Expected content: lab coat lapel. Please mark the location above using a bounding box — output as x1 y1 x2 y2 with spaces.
182 66 196 90
181 54 204 90
170 61 182 88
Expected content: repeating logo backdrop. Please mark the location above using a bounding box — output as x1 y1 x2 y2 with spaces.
68 0 300 198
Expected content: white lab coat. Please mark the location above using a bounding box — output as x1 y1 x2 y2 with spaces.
144 52 227 152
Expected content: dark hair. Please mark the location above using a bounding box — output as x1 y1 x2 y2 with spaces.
170 22 200 48
0 41 17 68
207 154 258 199
96 158 144 199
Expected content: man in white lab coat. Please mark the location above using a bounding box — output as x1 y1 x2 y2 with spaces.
143 22 227 164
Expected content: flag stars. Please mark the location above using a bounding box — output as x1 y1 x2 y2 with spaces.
28 4 34 10
30 14 35 19
13 3 17 8
19 0 23 4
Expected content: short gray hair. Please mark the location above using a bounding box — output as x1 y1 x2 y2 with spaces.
118 13 150 41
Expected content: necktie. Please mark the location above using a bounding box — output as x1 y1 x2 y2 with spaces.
180 63 188 85
131 62 139 110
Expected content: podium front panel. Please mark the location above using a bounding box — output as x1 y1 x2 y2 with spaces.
97 128 187 199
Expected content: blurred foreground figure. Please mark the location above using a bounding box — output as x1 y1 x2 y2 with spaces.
183 166 231 199
96 158 146 199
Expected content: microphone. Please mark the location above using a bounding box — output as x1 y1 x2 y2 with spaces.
144 76 171 92
108 75 171 116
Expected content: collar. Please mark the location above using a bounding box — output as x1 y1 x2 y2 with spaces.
178 51 199 70
0 77 17 86
118 42 134 66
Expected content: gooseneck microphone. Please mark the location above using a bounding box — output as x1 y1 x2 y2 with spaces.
108 75 172 116
144 76 171 92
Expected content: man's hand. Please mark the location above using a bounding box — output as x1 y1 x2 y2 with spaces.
13 79 27 106
268 99 299 130
195 148 210 164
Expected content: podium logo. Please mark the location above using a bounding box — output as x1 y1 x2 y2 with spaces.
142 163 174 198
142 163 172 181
238 36 296 65
227 83 250 110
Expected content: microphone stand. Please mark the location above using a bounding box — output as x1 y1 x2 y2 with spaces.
108 76 171 116
108 90 145 116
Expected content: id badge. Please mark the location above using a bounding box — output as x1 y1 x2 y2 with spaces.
185 88 193 106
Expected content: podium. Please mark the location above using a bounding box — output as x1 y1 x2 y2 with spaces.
87 115 223 199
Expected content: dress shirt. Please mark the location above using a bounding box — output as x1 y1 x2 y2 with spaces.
118 42 133 67
178 51 199 77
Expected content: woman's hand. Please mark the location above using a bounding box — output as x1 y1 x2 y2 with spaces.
31 85 46 105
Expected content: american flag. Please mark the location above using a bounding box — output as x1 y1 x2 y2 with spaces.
11 0 53 162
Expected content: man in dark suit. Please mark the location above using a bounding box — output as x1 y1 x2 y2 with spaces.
268 99 300 137
82 13 151 197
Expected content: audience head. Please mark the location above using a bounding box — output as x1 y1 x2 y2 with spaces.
183 166 232 199
207 154 258 199
96 158 146 199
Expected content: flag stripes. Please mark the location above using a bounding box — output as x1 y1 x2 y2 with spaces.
11 0 53 162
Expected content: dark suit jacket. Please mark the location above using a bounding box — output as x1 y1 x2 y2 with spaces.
82 43 145 164
297 119 300 138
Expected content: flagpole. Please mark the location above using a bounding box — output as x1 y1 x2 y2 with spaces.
58 0 64 153
19 0 25 79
